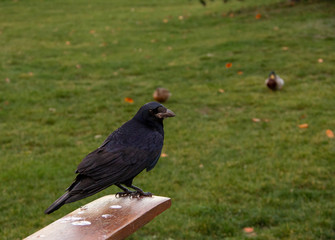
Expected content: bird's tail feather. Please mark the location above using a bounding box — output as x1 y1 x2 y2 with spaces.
44 192 70 214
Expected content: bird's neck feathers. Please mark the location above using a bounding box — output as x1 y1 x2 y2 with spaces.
131 104 165 135
133 117 164 134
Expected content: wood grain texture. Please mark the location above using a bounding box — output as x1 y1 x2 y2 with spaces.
25 195 171 240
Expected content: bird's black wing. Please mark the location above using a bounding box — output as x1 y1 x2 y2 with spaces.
146 149 162 171
77 144 161 181
66 143 161 198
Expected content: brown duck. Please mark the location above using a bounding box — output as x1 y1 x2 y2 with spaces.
265 71 284 90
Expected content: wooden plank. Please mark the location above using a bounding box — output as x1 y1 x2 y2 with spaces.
25 195 171 240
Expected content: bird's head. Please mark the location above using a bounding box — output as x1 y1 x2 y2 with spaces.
269 71 276 80
134 102 175 126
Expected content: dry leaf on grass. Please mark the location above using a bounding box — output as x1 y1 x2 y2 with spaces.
326 129 334 138
299 123 309 128
255 13 261 19
252 118 261 122
243 227 254 233
124 97 134 103
94 135 102 139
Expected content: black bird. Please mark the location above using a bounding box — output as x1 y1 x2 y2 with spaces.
45 102 175 214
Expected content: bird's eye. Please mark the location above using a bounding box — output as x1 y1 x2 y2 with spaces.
150 107 164 114
149 107 166 118
156 106 166 113
149 109 158 116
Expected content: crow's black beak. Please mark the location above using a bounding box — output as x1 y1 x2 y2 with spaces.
155 109 175 119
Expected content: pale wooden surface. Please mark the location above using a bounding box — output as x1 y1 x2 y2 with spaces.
25 195 171 240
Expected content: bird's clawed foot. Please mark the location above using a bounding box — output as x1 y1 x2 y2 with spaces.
115 190 152 198
129 190 152 198
115 184 152 198
129 184 153 198
115 190 133 198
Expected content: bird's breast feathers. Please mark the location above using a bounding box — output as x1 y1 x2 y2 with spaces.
110 124 164 151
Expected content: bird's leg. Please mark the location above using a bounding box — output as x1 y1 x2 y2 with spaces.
128 184 152 198
115 184 134 198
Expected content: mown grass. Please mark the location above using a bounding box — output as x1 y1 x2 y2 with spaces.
1 0 335 239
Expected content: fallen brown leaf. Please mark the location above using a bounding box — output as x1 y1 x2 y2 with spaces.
252 118 261 122
299 123 309 129
218 89 225 93
243 227 254 233
124 97 134 103
326 129 334 138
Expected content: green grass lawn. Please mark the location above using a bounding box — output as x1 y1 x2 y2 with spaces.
1 0 335 239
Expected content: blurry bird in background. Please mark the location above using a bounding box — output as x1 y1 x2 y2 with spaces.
199 0 232 7
45 102 175 214
265 71 284 91
153 87 171 103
